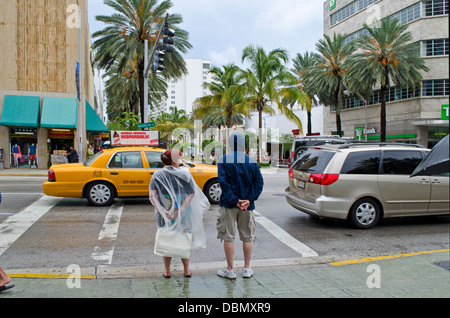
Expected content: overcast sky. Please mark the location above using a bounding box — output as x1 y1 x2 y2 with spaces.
88 0 325 68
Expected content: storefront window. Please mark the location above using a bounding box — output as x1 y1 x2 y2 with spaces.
428 126 450 148
10 128 38 168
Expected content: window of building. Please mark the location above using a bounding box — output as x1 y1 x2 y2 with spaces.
424 0 449 16
423 39 449 56
422 79 450 96
390 2 421 24
330 0 378 26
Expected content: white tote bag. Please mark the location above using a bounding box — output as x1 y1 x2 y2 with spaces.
154 228 193 259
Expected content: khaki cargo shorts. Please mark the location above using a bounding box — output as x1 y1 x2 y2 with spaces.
216 206 256 242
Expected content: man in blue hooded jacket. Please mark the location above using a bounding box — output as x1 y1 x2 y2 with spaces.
216 133 264 279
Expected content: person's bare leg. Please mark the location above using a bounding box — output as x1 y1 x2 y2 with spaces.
224 241 234 270
243 241 253 269
0 266 12 286
162 257 172 277
181 258 191 276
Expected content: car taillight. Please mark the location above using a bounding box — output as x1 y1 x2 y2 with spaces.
289 168 294 178
309 174 339 185
48 169 55 182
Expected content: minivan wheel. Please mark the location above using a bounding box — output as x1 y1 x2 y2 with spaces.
349 198 380 229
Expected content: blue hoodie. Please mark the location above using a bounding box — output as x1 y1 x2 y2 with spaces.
218 133 264 210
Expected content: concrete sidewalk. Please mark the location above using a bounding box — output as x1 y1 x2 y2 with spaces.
0 168 48 176
1 250 449 298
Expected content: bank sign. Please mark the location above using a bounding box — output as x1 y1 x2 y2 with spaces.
442 104 449 120
330 0 336 10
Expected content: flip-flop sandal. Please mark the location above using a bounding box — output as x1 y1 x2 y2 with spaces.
0 284 15 292
163 273 171 278
184 272 192 278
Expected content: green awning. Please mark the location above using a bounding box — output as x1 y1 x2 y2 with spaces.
0 95 40 127
86 101 108 132
40 97 77 129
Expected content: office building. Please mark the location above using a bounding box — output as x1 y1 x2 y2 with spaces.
323 0 449 147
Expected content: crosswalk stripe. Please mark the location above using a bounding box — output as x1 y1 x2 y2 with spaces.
254 210 319 257
0 196 62 257
91 202 124 265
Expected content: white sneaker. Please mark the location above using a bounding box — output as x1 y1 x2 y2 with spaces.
242 268 254 278
217 268 236 280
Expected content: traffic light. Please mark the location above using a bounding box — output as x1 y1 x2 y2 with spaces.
163 23 175 53
154 49 165 71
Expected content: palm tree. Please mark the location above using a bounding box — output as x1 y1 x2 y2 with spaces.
292 51 317 136
346 17 429 141
149 106 192 147
193 64 249 146
240 45 308 162
305 33 355 137
93 0 192 123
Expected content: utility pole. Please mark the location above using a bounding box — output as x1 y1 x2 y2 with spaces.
76 0 85 161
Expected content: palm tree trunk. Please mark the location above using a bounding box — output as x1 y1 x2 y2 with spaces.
258 109 263 163
336 112 342 137
138 61 145 124
307 111 312 136
380 84 387 142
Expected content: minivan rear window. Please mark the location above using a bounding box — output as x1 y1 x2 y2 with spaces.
340 150 381 174
292 149 335 174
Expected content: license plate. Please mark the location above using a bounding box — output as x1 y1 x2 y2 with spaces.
297 180 305 189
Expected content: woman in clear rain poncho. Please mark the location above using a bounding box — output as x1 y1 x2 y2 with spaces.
149 149 210 278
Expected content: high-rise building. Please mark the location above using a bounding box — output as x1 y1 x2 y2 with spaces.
155 59 213 116
323 0 449 147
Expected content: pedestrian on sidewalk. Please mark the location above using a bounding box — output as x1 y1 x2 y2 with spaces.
216 133 264 279
66 146 79 163
149 149 210 278
0 194 15 293
0 266 14 293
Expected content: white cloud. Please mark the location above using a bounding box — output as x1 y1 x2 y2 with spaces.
207 45 239 66
255 0 323 34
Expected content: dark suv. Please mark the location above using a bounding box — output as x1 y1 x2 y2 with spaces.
289 136 352 165
285 143 449 229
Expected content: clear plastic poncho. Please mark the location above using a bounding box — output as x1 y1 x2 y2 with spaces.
149 165 210 249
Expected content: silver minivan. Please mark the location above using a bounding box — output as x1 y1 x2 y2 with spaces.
285 143 450 229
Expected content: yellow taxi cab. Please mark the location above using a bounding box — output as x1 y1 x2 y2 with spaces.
43 147 221 206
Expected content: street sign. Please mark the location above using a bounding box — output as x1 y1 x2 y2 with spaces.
137 122 156 129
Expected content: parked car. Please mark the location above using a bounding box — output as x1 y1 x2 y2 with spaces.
285 143 449 229
289 135 353 166
43 147 221 206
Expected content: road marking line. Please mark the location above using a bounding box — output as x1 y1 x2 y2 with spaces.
91 202 124 265
8 273 96 280
254 210 319 257
0 196 62 257
330 249 450 266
